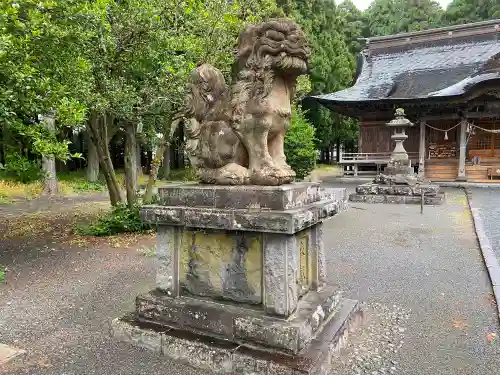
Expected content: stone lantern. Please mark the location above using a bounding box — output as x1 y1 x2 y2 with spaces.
349 108 444 205
384 108 415 177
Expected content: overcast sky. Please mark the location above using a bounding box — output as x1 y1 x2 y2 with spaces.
352 0 453 11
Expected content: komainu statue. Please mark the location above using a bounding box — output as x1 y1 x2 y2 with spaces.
182 18 310 185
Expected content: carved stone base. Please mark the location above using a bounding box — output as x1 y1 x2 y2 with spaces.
111 298 362 375
350 182 445 205
136 285 342 355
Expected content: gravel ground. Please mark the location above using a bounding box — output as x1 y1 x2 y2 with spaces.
1 188 499 374
326 187 500 374
468 188 500 260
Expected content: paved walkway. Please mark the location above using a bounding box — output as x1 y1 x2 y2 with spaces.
468 188 500 260
327 188 500 374
1 189 499 374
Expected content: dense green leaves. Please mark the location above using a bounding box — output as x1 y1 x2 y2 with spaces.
442 0 500 26
365 0 443 36
284 106 316 180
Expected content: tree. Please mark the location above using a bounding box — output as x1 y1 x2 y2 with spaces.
280 0 356 162
338 0 368 55
442 0 500 25
365 0 443 37
0 1 88 191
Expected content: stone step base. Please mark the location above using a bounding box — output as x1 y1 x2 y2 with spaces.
136 285 342 355
349 192 445 205
110 299 362 375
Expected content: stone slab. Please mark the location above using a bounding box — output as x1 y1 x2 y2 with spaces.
136 285 342 355
141 198 345 234
349 192 445 205
0 343 26 365
111 299 362 375
355 183 440 196
157 182 322 211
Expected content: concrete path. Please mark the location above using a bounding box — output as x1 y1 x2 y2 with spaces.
1 189 499 374
468 188 500 260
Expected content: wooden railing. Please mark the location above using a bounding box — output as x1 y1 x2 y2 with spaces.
340 152 419 163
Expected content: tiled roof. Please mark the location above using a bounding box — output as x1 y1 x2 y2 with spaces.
312 20 500 106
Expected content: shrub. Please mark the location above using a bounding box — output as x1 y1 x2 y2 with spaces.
285 105 317 180
76 203 150 236
0 266 5 282
3 153 42 183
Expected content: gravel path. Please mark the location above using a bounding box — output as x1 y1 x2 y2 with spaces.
327 188 500 374
1 188 499 374
468 188 500 260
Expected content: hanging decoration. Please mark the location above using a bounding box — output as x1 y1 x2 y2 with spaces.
444 131 448 141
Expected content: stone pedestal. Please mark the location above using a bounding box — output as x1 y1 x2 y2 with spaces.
349 182 445 205
111 182 362 374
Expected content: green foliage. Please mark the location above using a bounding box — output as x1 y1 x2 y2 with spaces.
76 204 150 237
442 0 500 25
168 166 199 182
0 266 4 282
365 0 443 37
2 153 41 183
58 172 107 193
285 106 316 180
282 0 357 153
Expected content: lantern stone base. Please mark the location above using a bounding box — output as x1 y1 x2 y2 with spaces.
349 182 445 205
111 183 361 374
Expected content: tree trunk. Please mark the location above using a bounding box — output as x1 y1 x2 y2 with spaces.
87 112 123 206
136 143 142 177
85 132 100 182
41 113 58 195
143 117 180 204
124 121 138 206
336 139 341 163
162 144 171 180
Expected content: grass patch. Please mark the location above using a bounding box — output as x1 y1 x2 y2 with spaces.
0 193 14 204
58 171 107 194
137 245 156 257
76 203 151 236
164 166 198 182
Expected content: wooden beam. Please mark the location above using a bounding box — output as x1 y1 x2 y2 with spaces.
418 120 426 178
456 118 468 181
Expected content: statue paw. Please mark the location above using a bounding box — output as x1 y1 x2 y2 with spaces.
200 163 250 185
250 166 296 185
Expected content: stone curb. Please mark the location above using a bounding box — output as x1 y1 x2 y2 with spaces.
466 189 500 320
438 182 500 189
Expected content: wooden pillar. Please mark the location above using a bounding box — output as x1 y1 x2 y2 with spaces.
418 120 426 178
456 118 467 181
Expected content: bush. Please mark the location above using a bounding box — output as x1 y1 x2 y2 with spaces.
3 153 42 183
285 105 316 180
76 203 150 236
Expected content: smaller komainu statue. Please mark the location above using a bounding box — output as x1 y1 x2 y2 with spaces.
181 18 310 185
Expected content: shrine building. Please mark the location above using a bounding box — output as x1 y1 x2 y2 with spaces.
312 19 500 182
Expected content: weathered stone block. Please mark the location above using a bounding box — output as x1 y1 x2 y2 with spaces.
112 298 362 375
386 195 406 204
156 226 179 296
263 233 299 316
136 285 342 355
179 229 262 304
157 182 322 211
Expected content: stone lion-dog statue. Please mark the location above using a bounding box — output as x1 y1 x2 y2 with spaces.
181 18 310 186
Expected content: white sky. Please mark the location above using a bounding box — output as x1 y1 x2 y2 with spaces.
352 0 453 11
